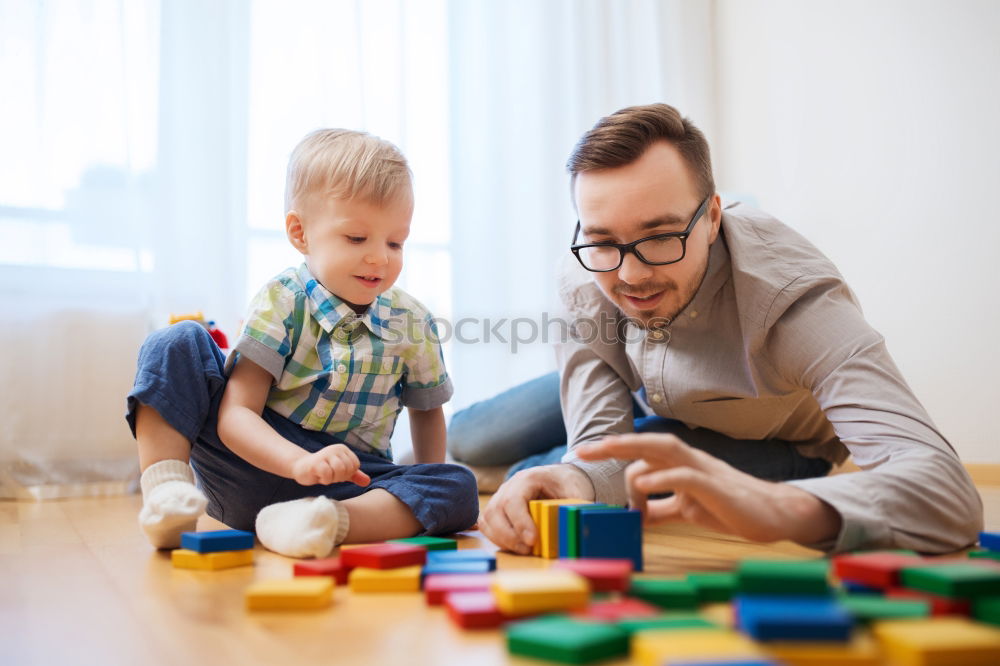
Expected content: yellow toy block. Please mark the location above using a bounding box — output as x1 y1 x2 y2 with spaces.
245 577 334 610
348 565 422 593
491 569 589 616
632 628 762 666
537 498 591 559
872 616 1000 666
529 500 543 556
765 630 882 665
171 548 253 570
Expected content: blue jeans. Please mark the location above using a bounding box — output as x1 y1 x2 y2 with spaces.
447 371 832 481
126 321 479 533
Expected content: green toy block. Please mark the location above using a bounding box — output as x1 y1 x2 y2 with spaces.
616 613 718 635
506 616 629 664
629 578 700 610
900 563 1000 599
737 558 831 596
687 571 738 603
974 597 1000 626
840 593 931 622
387 536 457 551
970 550 1000 562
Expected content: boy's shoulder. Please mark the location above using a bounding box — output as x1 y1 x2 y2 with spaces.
378 285 437 321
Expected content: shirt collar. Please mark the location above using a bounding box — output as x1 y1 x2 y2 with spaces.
296 263 394 339
672 227 731 326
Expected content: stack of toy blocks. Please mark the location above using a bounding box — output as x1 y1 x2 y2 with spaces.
171 529 255 570
528 498 643 571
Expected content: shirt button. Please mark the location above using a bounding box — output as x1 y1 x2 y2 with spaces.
383 360 392 371
316 407 327 417
651 393 663 403
337 364 347 374
690 310 699 319
650 330 664 340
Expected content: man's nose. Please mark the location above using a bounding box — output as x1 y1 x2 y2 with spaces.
617 251 652 284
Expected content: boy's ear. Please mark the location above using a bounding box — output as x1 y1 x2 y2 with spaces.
286 212 308 254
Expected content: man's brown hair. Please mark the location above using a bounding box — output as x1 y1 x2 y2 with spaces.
566 103 715 201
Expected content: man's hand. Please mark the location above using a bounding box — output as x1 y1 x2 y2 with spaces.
576 433 841 546
479 464 595 555
291 444 372 487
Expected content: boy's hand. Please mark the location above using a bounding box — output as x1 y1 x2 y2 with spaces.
291 444 371 487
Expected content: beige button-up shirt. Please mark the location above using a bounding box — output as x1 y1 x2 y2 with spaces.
557 202 982 553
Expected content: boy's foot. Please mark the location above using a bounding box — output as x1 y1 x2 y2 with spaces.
138 460 208 549
255 496 350 558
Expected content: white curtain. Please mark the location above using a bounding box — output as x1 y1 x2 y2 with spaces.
0 0 710 496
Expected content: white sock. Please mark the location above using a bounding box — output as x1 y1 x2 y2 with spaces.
255 496 350 559
138 459 208 549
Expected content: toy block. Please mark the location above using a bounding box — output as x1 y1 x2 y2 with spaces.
872 616 1000 666
559 504 618 558
180 529 254 553
616 613 718 635
884 587 972 616
974 597 1000 626
348 565 422 593
734 596 853 642
444 590 508 629
578 508 643 571
537 499 591 559
900 562 1000 598
839 593 930 622
423 560 494 576
970 549 1000 562
980 531 1000 551
573 597 660 622
841 580 884 595
737 558 831 596
340 543 427 570
171 548 253 570
293 557 348 585
832 551 924 589
491 569 590 616
424 573 495 605
426 548 496 569
387 536 456 551
666 660 782 666
688 571 738 603
529 500 544 556
506 615 629 664
631 628 763 666
551 558 633 592
245 577 333 610
629 578 700 610
765 629 882 665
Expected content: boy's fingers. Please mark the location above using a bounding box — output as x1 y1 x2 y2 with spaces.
351 470 371 486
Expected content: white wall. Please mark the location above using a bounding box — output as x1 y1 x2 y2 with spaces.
713 0 1000 462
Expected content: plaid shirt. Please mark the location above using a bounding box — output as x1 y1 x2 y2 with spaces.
227 263 452 457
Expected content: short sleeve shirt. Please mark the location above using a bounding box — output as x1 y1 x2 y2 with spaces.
226 263 453 457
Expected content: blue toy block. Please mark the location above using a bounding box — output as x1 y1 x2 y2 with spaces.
734 596 853 642
422 560 495 576
980 531 1000 551
578 508 643 571
557 503 599 558
841 580 883 595
426 549 497 570
180 529 254 553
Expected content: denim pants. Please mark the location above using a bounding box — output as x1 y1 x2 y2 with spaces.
447 371 832 481
126 321 479 533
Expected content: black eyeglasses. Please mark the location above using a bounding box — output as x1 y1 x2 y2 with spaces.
570 195 712 272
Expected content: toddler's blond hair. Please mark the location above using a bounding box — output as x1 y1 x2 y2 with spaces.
285 129 412 212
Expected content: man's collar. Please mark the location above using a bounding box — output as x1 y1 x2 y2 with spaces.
672 228 731 325
297 263 393 339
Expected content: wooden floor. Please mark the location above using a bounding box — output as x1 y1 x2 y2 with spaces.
3 485 999 666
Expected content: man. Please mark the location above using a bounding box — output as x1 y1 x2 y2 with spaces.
475 103 982 555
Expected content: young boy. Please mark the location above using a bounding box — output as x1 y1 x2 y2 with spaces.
126 129 478 558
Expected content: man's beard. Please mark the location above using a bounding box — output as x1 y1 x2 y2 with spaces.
609 264 709 329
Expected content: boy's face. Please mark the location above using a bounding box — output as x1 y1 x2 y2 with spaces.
286 191 413 312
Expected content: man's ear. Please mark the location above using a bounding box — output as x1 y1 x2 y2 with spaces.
286 212 308 254
707 193 723 244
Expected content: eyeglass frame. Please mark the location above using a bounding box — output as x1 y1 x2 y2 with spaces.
570 194 713 273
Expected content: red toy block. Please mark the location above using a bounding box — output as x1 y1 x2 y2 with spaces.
573 597 661 622
424 573 495 605
832 552 924 589
444 590 507 629
550 558 634 592
339 543 428 570
885 587 972 616
293 557 349 585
